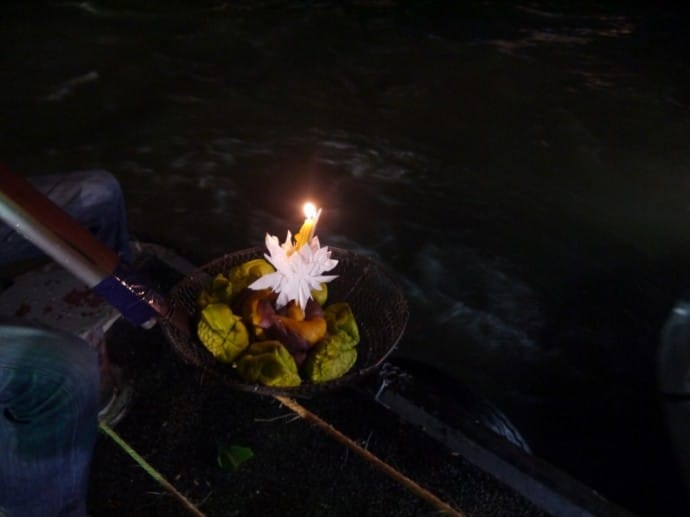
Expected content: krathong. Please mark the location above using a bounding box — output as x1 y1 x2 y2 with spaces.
193 202 361 387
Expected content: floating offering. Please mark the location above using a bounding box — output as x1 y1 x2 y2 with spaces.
195 203 360 387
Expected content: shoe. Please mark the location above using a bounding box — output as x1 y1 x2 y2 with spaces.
98 378 134 427
94 333 134 427
79 314 133 426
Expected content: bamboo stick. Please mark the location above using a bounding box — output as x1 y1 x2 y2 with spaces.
275 395 465 517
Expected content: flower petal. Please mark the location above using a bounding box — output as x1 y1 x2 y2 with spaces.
248 232 339 309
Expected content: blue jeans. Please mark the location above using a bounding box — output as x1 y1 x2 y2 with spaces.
0 321 99 517
0 170 132 266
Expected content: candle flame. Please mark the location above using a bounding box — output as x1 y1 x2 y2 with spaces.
303 202 317 220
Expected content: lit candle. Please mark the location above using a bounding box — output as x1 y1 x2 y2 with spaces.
294 202 321 250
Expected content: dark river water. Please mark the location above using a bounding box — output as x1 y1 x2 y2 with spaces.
2 1 690 514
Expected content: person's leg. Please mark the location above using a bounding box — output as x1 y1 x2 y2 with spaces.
0 170 132 266
0 321 99 517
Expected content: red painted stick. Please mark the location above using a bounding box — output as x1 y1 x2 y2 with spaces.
0 163 119 275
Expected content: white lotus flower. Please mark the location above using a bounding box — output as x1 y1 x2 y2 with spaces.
249 232 338 309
